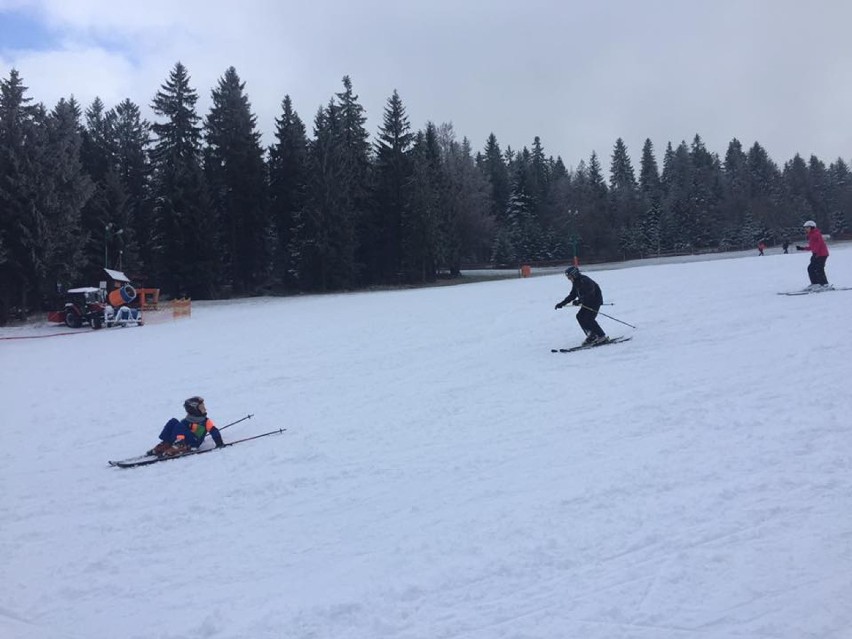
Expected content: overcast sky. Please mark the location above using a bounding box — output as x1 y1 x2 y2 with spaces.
2 0 851 170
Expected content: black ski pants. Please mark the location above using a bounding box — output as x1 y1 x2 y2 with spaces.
576 305 605 338
808 255 828 285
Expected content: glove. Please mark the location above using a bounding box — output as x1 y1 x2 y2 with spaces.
796 246 806 251
572 300 581 306
555 301 565 310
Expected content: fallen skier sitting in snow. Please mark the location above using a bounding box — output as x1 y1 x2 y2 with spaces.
147 396 225 457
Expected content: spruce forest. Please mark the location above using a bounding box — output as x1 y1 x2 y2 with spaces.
1 63 851 323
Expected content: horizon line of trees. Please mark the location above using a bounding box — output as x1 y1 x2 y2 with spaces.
1 63 850 324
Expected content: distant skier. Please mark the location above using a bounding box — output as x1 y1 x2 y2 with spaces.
147 396 225 457
554 266 607 346
757 240 766 256
795 220 830 288
782 238 790 254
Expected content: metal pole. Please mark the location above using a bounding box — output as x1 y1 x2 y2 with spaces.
225 428 286 446
579 304 637 329
219 414 254 431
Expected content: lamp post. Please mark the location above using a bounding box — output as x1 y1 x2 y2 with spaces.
104 223 124 269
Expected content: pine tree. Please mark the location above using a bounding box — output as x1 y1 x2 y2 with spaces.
335 76 372 286
807 155 830 229
661 141 692 250
204 66 268 295
609 138 637 192
609 138 640 257
297 101 351 291
289 77 370 290
720 138 749 244
80 97 135 278
781 154 812 227
689 134 723 248
576 151 610 259
0 73 92 319
828 158 852 235
480 133 510 225
537 159 573 260
529 136 550 206
442 134 493 269
150 62 216 297
747 142 783 234
373 89 413 282
81 97 112 181
504 182 536 262
33 98 92 301
401 123 442 282
638 139 662 255
110 99 152 274
268 95 308 290
0 69 41 321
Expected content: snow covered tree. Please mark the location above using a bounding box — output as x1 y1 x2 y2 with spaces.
637 138 662 255
609 138 640 257
661 141 692 250
442 135 493 267
688 134 723 248
479 133 510 226
827 158 852 235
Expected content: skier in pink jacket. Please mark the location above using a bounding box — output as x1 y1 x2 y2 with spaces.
795 220 830 288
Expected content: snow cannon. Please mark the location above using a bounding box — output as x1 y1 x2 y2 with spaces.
108 284 136 307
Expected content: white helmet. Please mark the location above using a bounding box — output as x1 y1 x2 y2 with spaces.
803 220 817 228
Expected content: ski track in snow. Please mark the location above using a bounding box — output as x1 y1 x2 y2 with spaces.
2 245 852 638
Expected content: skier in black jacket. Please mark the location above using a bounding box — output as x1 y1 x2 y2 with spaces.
554 266 607 345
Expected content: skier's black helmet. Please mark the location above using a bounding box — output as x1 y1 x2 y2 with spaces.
184 396 206 419
564 266 581 279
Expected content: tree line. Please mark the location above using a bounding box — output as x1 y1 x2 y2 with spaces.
1 63 850 323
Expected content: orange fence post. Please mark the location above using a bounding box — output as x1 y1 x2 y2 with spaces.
137 288 160 310
171 298 192 319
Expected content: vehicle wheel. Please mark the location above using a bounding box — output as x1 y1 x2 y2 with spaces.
65 311 82 328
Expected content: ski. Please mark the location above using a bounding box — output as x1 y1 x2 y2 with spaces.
108 428 286 468
778 286 852 296
551 336 632 353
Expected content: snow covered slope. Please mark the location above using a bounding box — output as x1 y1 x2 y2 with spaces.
2 245 851 639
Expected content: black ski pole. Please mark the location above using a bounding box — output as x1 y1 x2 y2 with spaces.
580 304 637 329
220 413 254 431
224 428 286 447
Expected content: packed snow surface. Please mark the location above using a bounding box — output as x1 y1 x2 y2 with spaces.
2 245 851 639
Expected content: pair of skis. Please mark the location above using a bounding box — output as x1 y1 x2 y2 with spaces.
778 285 852 296
551 335 632 354
108 414 285 468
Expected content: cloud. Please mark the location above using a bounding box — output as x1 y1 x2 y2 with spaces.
2 46 137 106
2 0 852 165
